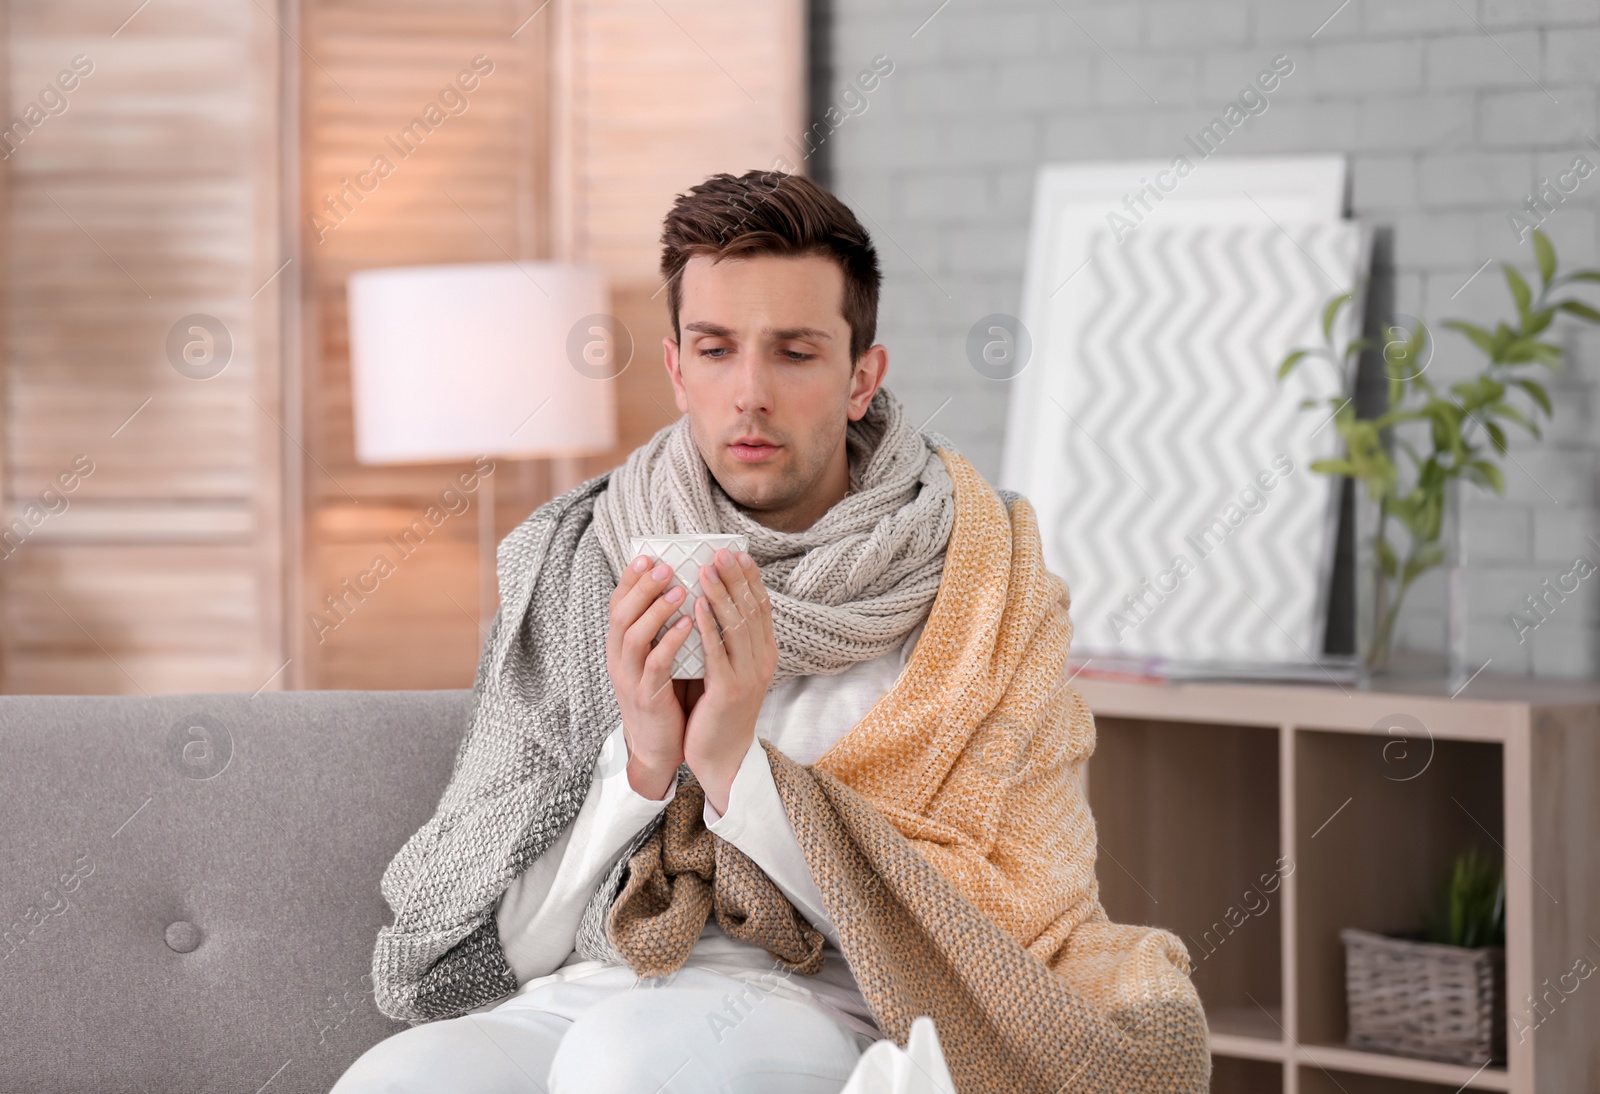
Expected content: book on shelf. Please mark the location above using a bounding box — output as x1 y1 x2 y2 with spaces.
1069 653 1362 686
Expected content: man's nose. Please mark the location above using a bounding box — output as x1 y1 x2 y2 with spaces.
732 358 773 414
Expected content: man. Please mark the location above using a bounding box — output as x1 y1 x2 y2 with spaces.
333 170 1207 1093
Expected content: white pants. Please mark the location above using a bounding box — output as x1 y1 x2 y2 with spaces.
329 966 869 1094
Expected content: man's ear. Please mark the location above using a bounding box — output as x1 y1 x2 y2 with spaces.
847 343 889 420
663 334 689 414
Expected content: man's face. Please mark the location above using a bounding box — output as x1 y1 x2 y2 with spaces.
664 252 885 532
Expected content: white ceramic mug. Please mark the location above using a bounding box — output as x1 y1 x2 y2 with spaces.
628 533 750 679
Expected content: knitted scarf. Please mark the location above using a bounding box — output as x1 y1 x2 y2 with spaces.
372 387 961 1018
590 386 956 681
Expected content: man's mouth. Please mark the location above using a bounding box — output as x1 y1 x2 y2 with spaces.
730 441 780 463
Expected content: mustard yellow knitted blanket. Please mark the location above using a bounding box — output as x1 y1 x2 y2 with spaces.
606 448 1212 1094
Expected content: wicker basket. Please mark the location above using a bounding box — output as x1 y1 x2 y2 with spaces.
1340 927 1505 1066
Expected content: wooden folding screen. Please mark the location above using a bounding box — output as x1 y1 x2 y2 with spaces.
0 0 287 694
0 0 803 693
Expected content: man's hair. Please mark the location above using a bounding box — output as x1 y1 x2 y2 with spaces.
659 170 882 363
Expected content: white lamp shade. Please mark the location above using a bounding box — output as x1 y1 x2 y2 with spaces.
346 261 619 464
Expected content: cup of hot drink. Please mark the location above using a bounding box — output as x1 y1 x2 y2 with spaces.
629 533 750 679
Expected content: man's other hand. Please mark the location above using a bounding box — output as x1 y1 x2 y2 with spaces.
607 555 696 800
684 548 777 814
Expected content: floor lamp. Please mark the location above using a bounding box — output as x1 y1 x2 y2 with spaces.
346 261 618 634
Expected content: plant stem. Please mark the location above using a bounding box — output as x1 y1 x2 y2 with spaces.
1371 571 1417 670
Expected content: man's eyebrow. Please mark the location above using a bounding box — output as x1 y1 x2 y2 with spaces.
684 321 833 342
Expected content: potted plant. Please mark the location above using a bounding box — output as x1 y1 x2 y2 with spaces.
1340 846 1507 1066
1277 228 1600 680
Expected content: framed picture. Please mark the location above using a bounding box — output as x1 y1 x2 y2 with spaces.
1001 156 1369 672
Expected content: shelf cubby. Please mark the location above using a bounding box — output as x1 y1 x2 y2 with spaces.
1212 1055 1283 1093
1294 728 1502 1051
1089 716 1283 1060
1076 673 1600 1093
1297 1063 1499 1093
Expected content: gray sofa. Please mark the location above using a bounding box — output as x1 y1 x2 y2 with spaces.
1 689 475 1094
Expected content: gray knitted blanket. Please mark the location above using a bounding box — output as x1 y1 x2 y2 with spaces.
372 471 626 1023
371 389 965 1024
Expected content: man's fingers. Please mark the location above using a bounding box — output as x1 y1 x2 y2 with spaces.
743 554 776 661
612 559 673 649
723 551 768 662
695 595 731 673
642 615 693 699
622 585 687 676
611 554 651 607
740 552 773 618
699 555 753 664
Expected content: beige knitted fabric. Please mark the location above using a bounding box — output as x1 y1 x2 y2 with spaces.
589 385 956 682
604 774 830 978
606 447 1211 1094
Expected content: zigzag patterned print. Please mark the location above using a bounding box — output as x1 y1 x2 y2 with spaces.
1012 220 1367 666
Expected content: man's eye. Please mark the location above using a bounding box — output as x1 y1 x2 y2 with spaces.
700 347 727 358
783 350 813 361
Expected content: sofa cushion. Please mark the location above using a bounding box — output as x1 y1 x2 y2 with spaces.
0 688 473 1093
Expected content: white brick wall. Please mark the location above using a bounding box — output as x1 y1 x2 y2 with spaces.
824 0 1600 676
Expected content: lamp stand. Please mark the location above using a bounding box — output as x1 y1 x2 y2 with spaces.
478 469 497 638
551 454 584 495
476 456 585 641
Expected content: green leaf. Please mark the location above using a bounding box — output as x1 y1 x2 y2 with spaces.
1484 419 1508 454
1435 847 1505 949
1403 543 1446 584
1515 378 1553 417
1450 377 1486 409
1468 460 1506 493
1564 270 1600 284
1505 265 1532 325
1525 308 1554 337
1429 401 1466 455
1442 320 1496 356
1375 536 1399 579
1533 229 1557 288
1492 400 1538 435
1503 338 1546 364
1309 458 1356 477
1277 348 1309 380
1557 299 1600 324
1321 293 1351 343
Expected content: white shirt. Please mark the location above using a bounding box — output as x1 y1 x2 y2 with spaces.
490 618 927 1041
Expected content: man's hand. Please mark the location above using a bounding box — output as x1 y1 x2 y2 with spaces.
607 555 697 800
683 548 777 815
